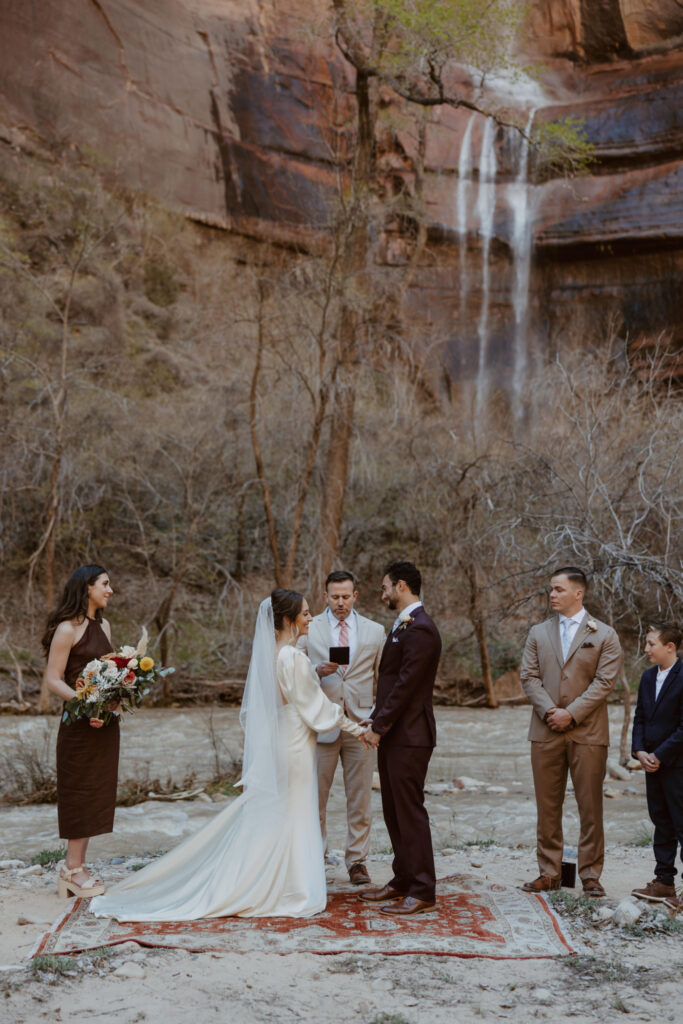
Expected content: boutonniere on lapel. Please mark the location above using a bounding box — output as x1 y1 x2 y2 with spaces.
396 612 414 633
581 619 598 648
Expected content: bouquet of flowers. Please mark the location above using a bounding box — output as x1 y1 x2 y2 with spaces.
62 628 172 726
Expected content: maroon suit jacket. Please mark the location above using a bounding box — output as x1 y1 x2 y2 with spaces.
371 605 441 747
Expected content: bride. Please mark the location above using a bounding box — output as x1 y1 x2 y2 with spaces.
91 589 366 920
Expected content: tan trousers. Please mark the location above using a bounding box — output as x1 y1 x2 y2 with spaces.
530 734 608 882
317 731 374 870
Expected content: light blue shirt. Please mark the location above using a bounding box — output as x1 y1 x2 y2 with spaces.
391 600 422 633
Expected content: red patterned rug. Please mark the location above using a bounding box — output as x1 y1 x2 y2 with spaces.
33 874 574 959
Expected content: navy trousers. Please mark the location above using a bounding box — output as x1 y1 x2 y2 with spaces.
646 766 683 882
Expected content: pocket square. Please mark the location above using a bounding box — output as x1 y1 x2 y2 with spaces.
391 637 400 643
581 641 595 648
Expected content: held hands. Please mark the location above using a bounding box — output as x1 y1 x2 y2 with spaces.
635 750 661 773
545 707 574 732
361 726 380 749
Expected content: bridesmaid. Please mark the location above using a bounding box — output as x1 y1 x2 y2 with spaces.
42 565 119 898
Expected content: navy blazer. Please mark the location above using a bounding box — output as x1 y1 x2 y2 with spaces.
371 605 441 747
632 658 683 767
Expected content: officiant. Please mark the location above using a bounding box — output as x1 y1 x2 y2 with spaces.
300 570 386 886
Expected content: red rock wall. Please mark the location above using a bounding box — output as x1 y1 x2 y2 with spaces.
0 0 343 237
1 0 681 391
528 0 683 58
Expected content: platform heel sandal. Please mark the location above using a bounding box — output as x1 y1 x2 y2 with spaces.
58 864 105 898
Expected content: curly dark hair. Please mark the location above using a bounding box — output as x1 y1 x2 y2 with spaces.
384 560 422 597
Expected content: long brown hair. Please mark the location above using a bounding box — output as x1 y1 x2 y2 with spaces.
41 564 108 657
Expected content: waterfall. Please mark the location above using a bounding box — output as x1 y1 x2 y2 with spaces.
475 117 498 422
456 114 476 307
507 109 536 421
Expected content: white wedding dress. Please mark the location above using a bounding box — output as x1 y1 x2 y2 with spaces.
91 620 364 921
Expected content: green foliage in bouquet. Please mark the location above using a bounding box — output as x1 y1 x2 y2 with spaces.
61 628 174 725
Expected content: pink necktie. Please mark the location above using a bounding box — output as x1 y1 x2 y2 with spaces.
339 619 349 675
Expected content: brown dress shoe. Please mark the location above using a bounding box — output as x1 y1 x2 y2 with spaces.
521 875 561 893
349 862 371 886
380 896 436 916
582 879 606 898
631 878 676 903
359 884 404 903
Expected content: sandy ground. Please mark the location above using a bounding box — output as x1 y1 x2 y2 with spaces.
1 707 681 1024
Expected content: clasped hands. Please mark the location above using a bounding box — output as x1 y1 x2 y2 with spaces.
545 707 574 732
635 750 661 773
359 719 380 750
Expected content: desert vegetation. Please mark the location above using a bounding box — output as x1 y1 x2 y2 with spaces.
0 136 679 719
0 1 679 713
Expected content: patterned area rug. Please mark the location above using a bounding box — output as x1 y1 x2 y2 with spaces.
33 874 574 959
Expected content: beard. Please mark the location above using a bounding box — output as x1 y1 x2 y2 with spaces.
386 598 398 610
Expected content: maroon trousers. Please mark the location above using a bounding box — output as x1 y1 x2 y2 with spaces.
378 743 435 902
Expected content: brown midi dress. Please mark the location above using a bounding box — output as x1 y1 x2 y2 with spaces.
56 618 120 839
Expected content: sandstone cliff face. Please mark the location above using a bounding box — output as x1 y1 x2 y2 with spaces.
528 0 683 58
1 0 681 399
0 0 342 234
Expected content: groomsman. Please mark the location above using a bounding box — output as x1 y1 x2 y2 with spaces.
520 567 622 897
631 623 683 910
361 561 442 915
302 570 385 885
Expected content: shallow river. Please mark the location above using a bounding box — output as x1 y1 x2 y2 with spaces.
0 707 651 860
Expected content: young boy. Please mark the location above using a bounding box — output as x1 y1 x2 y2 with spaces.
631 623 683 910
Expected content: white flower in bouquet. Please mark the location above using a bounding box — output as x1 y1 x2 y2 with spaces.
83 660 100 683
63 624 170 727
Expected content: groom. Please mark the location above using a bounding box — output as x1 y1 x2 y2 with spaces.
360 561 442 915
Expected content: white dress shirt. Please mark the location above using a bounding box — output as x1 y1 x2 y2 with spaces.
655 663 674 700
327 607 358 665
559 609 586 661
391 600 423 634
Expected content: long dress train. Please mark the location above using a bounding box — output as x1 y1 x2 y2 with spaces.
91 645 364 920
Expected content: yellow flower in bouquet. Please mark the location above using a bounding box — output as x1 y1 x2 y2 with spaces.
139 656 154 672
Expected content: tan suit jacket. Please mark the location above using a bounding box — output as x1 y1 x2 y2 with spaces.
520 612 622 745
300 611 385 738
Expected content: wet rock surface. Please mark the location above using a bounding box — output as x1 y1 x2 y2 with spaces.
0 0 680 404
